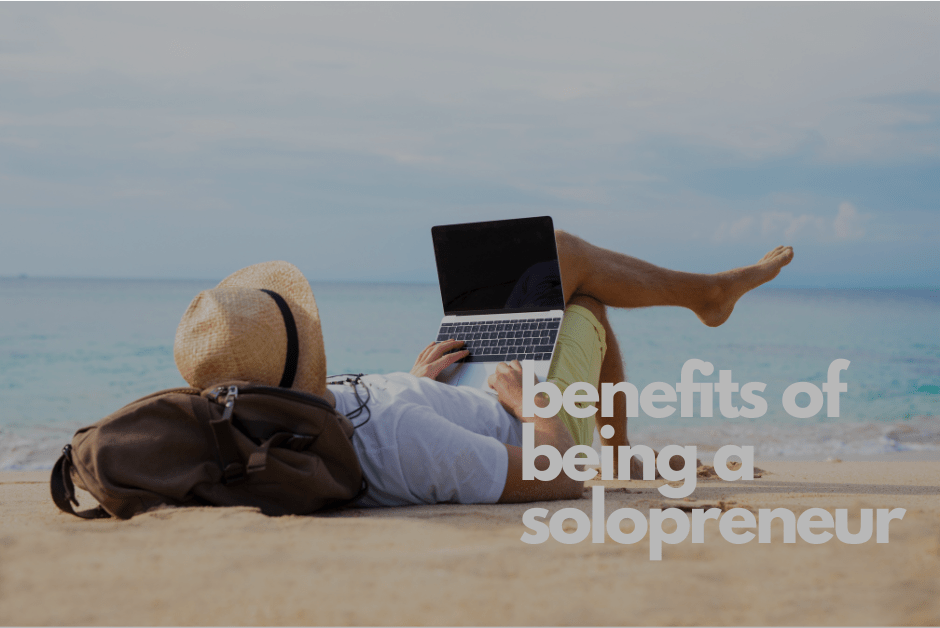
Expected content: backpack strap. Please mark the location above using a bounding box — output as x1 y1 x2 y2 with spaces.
207 385 321 482
318 477 370 513
246 432 315 474
49 445 111 519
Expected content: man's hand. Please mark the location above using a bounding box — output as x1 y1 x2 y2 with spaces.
487 360 541 421
410 340 469 380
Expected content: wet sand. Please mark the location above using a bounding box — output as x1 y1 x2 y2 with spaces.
1 456 938 626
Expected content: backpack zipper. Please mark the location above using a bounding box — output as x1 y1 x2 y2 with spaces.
208 383 335 413
221 385 239 423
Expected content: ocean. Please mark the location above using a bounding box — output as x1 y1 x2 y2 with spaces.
1 277 938 470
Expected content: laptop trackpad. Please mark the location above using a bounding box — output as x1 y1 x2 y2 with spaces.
454 360 552 394
456 363 499 393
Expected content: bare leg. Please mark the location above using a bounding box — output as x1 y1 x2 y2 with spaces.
556 230 793 327
557 234 788 477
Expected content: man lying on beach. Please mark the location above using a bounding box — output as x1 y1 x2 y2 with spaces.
174 231 793 506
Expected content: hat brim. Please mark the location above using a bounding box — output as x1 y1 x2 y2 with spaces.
176 261 326 396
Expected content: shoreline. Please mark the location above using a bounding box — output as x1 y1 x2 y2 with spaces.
6 418 940 472
749 450 940 462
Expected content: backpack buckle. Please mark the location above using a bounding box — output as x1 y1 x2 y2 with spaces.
221 462 247 485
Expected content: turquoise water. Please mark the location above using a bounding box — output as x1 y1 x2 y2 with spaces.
1 278 938 469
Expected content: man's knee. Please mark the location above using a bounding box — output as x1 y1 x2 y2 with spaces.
567 294 606 323
554 229 574 254
555 230 582 269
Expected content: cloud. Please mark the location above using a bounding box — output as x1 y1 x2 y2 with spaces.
783 214 828 239
713 215 755 241
718 202 866 243
833 201 865 240
761 211 797 237
757 210 828 241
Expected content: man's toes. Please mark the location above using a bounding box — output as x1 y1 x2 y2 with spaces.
763 245 793 267
760 247 783 263
771 246 793 268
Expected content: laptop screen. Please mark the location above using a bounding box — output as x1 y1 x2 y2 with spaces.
431 216 565 316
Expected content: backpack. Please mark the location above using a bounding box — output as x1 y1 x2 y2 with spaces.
50 382 366 519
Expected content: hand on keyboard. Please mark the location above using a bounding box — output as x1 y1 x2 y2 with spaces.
410 339 470 381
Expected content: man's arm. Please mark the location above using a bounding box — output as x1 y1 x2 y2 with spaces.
488 361 584 503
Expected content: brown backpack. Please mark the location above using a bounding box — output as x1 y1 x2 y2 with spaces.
50 382 365 519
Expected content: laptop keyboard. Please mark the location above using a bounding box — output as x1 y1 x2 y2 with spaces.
435 317 562 363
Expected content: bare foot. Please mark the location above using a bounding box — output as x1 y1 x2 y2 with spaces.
696 245 794 327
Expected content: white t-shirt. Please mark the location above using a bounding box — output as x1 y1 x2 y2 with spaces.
328 373 523 508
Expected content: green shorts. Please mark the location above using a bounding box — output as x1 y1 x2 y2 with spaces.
546 304 607 447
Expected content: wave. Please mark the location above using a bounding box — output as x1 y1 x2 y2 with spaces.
627 415 940 460
4 415 939 471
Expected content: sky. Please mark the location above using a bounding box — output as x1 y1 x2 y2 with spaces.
1 3 938 287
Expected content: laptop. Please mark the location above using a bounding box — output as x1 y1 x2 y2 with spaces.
430 216 566 391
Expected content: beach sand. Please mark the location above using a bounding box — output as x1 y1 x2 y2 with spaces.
2 456 938 626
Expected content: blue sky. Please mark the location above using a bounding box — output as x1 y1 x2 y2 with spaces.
1 3 938 287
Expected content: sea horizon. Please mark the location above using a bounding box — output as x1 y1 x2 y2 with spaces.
3 274 940 292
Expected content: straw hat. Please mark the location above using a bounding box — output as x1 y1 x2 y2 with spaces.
174 261 327 397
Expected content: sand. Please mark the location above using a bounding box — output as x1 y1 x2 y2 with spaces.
2 456 939 626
